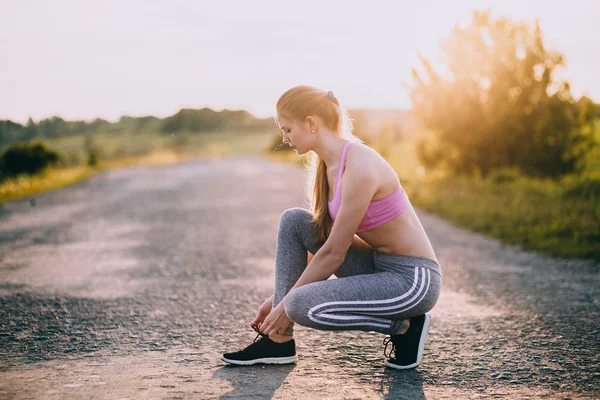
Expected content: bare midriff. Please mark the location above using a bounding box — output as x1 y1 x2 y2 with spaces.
354 203 438 264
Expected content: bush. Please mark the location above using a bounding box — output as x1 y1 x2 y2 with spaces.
563 177 600 200
87 148 99 166
487 168 523 184
0 141 62 181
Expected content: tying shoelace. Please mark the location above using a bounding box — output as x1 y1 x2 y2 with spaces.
383 336 396 358
251 323 268 343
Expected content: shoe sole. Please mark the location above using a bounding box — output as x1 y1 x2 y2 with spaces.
385 314 431 370
220 355 298 365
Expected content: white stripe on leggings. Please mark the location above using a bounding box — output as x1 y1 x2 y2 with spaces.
316 268 429 315
324 269 431 316
307 268 431 329
305 320 393 329
316 313 393 324
307 267 420 321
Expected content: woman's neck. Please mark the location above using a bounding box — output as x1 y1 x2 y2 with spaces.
313 137 349 169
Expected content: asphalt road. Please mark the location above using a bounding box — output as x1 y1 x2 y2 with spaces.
0 156 598 399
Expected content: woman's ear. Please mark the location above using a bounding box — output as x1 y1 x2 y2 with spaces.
306 116 317 132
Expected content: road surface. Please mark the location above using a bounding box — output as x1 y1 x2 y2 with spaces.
0 156 598 399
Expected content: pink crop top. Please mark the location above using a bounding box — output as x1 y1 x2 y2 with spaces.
327 140 410 232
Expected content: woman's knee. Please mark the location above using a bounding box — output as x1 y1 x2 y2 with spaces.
279 207 312 230
283 287 310 326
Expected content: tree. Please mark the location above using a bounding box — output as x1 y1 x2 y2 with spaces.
410 9 597 178
0 120 24 148
38 116 70 138
22 117 41 141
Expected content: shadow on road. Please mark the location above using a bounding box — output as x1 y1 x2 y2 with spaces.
213 364 296 399
377 369 425 399
212 363 425 399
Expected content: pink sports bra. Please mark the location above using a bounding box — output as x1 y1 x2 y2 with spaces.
327 140 410 232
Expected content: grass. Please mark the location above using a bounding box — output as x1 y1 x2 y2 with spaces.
0 149 191 204
0 129 276 204
0 165 96 204
404 174 599 261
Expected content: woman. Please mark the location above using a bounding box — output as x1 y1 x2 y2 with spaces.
221 85 442 370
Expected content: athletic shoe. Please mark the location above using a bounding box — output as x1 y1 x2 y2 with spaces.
220 325 297 366
383 314 431 370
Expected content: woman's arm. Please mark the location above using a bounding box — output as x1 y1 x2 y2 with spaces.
306 235 370 267
307 235 370 261
290 247 344 291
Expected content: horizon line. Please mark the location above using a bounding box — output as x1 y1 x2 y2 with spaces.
1 106 412 126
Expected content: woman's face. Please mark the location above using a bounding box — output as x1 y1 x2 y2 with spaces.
276 114 312 155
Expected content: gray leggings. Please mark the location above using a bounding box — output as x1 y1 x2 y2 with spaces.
273 207 442 336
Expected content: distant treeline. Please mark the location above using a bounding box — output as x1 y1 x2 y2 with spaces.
0 108 275 149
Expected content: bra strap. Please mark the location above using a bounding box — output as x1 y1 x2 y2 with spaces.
336 141 354 183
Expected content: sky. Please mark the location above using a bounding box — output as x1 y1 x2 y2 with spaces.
1 0 599 124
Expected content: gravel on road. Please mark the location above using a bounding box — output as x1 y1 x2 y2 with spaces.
0 156 598 399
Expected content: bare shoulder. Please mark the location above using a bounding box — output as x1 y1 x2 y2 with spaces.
345 141 387 173
345 142 399 195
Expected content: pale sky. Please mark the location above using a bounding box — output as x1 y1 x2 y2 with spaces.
1 0 599 124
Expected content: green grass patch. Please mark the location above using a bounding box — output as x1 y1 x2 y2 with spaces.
0 165 96 204
0 129 276 204
402 173 600 261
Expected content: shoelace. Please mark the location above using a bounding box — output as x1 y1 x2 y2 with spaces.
383 335 396 359
251 323 268 343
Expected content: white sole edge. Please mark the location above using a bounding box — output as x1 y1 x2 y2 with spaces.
220 355 298 365
385 314 431 370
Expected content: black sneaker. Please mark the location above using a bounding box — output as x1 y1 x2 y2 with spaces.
220 325 297 366
383 314 431 370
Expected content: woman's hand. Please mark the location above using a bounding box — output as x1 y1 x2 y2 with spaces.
260 300 292 336
250 295 273 332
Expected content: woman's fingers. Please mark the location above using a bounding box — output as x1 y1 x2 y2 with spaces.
252 307 269 326
261 318 280 336
260 303 286 335
261 316 276 335
261 324 269 335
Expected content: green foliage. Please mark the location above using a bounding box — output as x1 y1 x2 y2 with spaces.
563 177 600 201
0 120 24 147
408 174 600 261
22 117 41 141
87 148 99 167
0 141 63 181
84 133 100 167
160 108 272 134
487 167 523 184
170 132 192 150
410 9 597 178
38 116 70 139
0 108 273 150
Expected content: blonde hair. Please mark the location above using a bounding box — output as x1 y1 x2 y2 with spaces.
275 85 362 243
